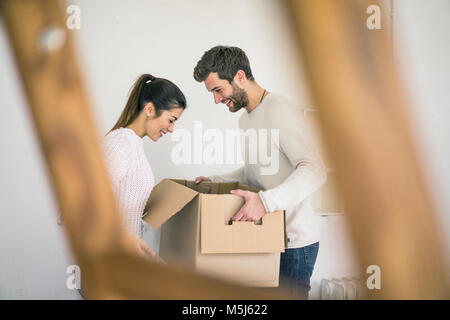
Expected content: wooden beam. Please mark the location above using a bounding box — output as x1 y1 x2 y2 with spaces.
286 0 449 299
1 0 288 299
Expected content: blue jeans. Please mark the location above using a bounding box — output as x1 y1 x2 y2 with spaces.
279 242 319 299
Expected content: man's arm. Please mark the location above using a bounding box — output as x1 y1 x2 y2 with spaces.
232 159 326 222
258 160 326 213
232 101 326 221
208 166 247 184
195 166 247 185
259 104 327 212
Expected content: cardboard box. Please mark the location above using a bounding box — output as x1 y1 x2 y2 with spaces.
143 179 286 287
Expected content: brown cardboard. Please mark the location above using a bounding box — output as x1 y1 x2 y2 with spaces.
143 179 285 287
200 194 285 253
143 179 198 229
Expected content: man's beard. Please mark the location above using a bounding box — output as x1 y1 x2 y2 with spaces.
227 83 249 113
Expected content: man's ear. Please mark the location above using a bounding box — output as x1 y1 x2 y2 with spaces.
233 70 247 86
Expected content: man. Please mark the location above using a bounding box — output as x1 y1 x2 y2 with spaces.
193 46 326 299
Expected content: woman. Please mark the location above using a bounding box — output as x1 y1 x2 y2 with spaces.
103 73 186 257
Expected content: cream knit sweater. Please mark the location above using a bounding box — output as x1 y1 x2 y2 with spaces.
102 128 154 238
209 93 327 249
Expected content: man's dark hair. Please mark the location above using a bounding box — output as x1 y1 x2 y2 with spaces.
193 46 255 83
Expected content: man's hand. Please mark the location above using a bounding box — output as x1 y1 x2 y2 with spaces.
195 176 211 184
230 189 267 222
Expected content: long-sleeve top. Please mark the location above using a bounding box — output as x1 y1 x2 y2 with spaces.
102 127 154 238
209 93 327 248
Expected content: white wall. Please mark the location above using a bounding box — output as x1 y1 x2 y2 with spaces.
0 20 78 299
0 0 448 299
393 0 450 265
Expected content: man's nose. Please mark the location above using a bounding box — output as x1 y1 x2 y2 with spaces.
213 92 222 104
168 123 174 133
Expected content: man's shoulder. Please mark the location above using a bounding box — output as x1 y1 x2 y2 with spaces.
262 93 304 121
265 92 301 110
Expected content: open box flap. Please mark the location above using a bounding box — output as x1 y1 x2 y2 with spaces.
143 179 198 228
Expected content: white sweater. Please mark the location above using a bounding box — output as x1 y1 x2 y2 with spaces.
209 93 327 249
102 128 154 238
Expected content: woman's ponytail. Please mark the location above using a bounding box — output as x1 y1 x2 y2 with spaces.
110 73 186 133
110 74 154 132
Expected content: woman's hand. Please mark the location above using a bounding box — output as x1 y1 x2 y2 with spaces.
136 238 167 264
122 231 166 263
137 238 156 259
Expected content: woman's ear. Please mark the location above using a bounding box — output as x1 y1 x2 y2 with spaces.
144 102 155 118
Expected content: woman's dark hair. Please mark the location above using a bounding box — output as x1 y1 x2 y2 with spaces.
110 74 186 131
193 46 254 83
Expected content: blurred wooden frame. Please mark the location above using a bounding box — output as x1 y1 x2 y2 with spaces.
2 0 448 299
0 0 287 299
287 0 449 299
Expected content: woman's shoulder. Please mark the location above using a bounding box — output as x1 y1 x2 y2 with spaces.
103 128 137 150
104 127 138 140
